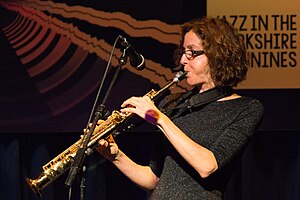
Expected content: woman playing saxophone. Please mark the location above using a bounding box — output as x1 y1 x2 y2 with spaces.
96 17 264 200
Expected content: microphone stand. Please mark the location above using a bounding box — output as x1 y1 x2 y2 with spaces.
64 36 129 200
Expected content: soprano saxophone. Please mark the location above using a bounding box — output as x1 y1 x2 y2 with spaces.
26 71 187 196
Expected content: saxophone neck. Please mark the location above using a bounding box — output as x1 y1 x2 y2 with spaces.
150 71 187 100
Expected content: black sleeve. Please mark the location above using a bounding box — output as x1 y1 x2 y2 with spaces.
210 99 264 169
149 131 166 177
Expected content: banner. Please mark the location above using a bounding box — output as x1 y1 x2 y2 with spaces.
208 0 300 89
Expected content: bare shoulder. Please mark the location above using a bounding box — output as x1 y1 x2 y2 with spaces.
217 93 241 101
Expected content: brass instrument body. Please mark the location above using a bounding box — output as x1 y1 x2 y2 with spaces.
26 109 130 194
26 72 186 195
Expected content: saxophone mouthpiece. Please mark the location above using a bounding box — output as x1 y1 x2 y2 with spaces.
173 71 187 82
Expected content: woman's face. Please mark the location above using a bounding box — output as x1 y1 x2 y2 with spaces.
180 30 215 92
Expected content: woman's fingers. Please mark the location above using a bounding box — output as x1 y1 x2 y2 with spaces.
100 138 110 146
96 137 120 161
107 135 115 143
120 96 161 125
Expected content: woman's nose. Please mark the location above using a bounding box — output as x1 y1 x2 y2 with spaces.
180 54 188 65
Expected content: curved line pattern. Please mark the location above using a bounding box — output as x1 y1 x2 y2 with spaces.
36 47 89 93
1 1 189 119
13 21 38 50
5 14 25 38
27 35 71 77
14 24 45 55
2 2 189 91
7 17 30 42
19 29 56 65
2 13 21 32
46 57 105 116
17 0 180 39
10 19 34 45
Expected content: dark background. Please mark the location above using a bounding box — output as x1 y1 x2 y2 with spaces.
1 1 300 200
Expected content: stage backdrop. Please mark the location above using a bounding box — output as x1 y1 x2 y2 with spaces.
0 0 203 133
0 0 299 133
1 1 300 200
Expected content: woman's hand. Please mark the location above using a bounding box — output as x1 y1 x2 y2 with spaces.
96 135 121 161
82 120 121 161
120 96 161 125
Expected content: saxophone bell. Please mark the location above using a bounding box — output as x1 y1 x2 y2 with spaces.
26 177 45 198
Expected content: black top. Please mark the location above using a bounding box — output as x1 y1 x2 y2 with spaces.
148 91 264 200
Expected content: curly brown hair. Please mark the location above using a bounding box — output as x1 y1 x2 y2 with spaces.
174 17 248 88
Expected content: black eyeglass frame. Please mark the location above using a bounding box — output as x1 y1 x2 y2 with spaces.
182 49 205 60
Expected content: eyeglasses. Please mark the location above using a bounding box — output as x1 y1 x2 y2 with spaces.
182 49 205 60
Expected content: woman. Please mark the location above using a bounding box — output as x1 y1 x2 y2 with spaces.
97 17 264 199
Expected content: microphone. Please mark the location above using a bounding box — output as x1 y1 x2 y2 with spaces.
118 35 145 70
